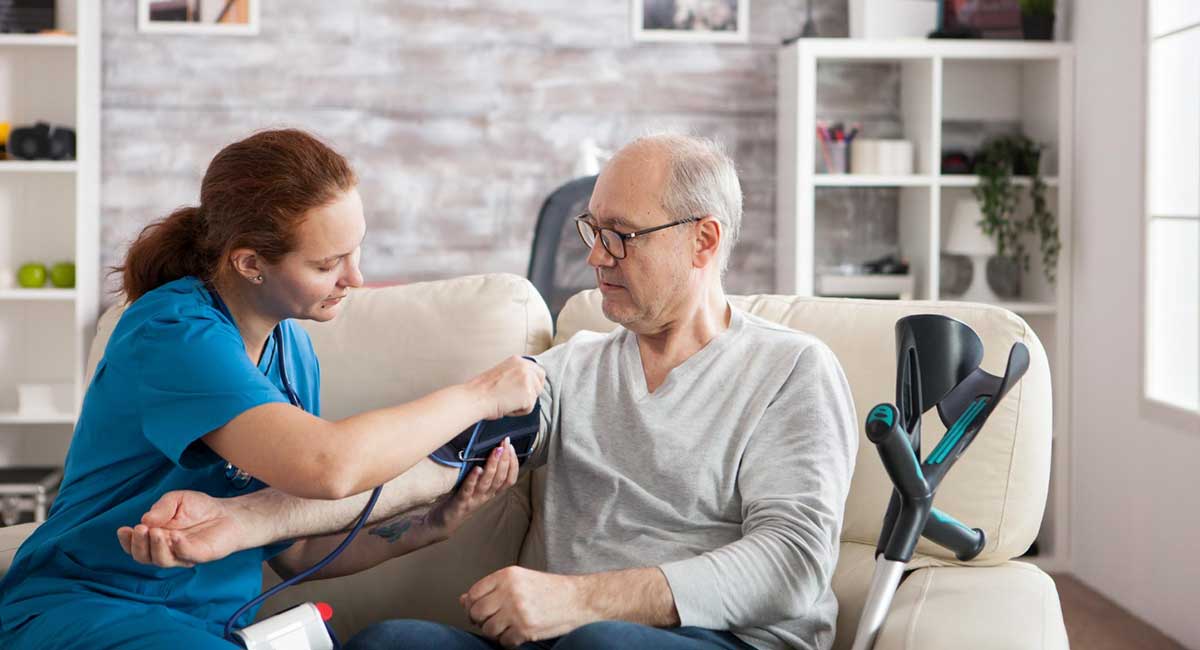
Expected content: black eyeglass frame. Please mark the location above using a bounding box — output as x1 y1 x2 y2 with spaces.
574 214 701 259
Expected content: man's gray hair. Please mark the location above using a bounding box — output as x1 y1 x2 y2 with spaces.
632 133 743 275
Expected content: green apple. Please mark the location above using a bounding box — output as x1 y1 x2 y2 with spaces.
17 263 47 288
49 261 75 289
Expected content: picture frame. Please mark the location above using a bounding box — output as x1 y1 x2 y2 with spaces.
631 0 749 44
138 0 260 36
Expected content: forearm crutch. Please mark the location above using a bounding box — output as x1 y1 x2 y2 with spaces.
851 315 1029 650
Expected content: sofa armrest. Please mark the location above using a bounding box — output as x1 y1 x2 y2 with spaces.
872 561 1068 650
1 522 38 577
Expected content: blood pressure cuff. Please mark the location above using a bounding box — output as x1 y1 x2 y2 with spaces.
429 403 542 489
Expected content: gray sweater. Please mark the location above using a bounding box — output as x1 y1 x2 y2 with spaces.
527 308 858 650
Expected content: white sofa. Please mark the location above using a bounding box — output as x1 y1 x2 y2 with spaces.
0 273 1068 649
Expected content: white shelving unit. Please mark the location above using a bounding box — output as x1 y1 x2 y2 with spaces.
777 38 1073 572
0 0 100 467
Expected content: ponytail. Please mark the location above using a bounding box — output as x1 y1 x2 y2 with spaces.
117 206 211 303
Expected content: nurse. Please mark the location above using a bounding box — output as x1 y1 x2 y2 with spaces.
0 129 543 649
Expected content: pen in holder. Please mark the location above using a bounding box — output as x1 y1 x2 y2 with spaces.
817 122 858 174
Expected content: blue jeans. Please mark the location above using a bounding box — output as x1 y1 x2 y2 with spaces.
345 619 755 650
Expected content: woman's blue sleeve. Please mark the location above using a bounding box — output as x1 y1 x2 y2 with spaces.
134 311 288 469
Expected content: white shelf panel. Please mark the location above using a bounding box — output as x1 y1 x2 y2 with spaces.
995 301 1058 316
0 161 78 174
939 175 1060 188
0 34 77 48
0 289 77 301
0 412 75 425
815 174 934 187
795 38 1071 61
940 298 1058 315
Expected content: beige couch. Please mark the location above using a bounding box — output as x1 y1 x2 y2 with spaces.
0 273 1068 649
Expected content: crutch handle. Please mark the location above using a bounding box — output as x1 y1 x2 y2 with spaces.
866 404 929 500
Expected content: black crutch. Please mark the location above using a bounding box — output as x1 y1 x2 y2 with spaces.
851 315 1029 650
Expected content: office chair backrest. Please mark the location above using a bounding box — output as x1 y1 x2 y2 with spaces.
527 175 597 321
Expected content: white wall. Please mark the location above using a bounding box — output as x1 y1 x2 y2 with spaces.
1072 3 1200 648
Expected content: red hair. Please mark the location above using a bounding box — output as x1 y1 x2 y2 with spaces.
116 129 357 302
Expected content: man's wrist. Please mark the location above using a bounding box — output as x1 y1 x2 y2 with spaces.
569 573 606 624
229 491 287 548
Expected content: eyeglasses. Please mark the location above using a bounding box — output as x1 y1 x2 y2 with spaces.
574 214 700 260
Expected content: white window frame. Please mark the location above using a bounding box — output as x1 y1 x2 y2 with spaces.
1141 1 1200 428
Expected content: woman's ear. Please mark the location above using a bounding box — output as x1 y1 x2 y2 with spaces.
229 248 264 283
693 217 722 269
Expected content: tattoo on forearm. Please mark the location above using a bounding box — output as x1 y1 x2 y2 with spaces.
368 505 433 544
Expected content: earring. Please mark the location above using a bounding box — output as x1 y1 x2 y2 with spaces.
254 275 263 283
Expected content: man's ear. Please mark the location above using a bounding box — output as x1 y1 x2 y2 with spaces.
693 217 722 269
229 248 264 283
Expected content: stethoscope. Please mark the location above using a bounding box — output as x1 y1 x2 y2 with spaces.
219 323 382 646
216 293 301 490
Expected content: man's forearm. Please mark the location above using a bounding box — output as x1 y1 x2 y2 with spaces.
234 459 457 549
272 502 447 581
575 567 680 628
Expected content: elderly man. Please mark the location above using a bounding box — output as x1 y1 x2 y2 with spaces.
123 134 858 650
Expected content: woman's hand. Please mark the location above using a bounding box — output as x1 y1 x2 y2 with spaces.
468 356 546 421
427 438 520 537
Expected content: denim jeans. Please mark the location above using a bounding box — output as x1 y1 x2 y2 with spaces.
344 619 756 650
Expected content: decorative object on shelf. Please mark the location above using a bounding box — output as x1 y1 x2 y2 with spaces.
1018 0 1054 40
939 253 973 295
7 122 75 161
849 0 937 39
17 382 73 416
816 122 857 174
800 0 817 37
0 0 54 34
941 150 973 174
943 199 998 302
138 0 259 35
816 273 915 300
931 0 1022 39
12 260 74 288
850 138 913 175
16 262 47 288
49 261 75 288
861 253 909 275
972 133 1060 284
631 0 748 43
986 255 1021 299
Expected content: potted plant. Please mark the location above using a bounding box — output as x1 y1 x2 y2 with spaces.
1019 0 1055 40
971 134 1061 293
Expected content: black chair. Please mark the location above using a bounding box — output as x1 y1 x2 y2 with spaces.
527 175 597 322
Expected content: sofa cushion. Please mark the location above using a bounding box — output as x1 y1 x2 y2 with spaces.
553 290 1052 565
870 560 1067 650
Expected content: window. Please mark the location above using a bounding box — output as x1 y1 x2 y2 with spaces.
1145 1 1200 414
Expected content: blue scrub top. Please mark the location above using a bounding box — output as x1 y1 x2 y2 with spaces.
0 276 321 637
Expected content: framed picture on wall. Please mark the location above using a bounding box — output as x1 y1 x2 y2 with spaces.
138 0 260 35
632 0 749 43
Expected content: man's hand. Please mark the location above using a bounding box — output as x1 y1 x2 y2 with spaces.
117 490 253 568
460 566 597 648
